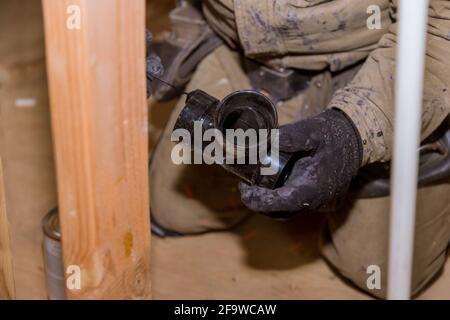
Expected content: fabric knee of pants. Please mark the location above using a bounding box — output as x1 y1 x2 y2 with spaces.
320 183 450 299
150 46 253 235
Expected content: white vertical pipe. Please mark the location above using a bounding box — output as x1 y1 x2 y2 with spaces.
388 0 429 300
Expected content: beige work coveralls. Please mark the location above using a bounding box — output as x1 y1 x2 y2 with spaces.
151 0 450 298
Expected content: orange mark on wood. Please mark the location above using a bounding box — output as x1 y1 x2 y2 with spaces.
123 232 133 257
115 175 125 185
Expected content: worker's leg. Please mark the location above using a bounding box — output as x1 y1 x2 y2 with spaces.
320 183 450 298
150 45 252 235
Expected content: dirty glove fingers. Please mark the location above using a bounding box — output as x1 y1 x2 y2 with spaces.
239 109 362 217
238 181 318 216
278 121 318 153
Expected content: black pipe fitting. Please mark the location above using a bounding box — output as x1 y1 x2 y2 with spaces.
173 89 295 189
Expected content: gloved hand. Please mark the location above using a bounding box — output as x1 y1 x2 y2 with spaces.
146 31 164 97
239 109 363 218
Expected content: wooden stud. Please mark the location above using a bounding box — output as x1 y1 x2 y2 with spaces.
42 0 151 299
0 158 14 299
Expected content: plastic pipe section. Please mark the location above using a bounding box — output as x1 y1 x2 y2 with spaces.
172 90 294 189
388 0 429 300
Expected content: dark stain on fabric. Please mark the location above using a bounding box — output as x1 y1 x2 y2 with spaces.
338 21 346 30
248 9 267 29
286 10 297 26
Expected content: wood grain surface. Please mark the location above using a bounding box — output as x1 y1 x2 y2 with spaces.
42 0 151 299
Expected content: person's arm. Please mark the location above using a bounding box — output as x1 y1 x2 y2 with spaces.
239 0 450 216
330 0 450 166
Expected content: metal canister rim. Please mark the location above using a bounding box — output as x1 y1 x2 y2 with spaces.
42 207 61 241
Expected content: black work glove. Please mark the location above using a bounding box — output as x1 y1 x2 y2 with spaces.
239 109 363 218
146 31 164 97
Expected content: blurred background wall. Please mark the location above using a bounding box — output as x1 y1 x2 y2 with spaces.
146 0 178 149
0 0 175 299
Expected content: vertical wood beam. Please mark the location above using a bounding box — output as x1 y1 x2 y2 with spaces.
42 0 151 299
0 158 14 299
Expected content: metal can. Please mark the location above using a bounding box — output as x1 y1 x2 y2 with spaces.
42 208 66 300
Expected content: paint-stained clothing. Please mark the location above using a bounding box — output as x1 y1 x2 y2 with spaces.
151 45 450 298
150 2 450 298
203 0 450 165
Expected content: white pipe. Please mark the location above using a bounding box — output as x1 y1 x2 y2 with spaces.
388 0 429 300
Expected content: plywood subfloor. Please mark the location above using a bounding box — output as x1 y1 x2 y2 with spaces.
152 213 450 300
